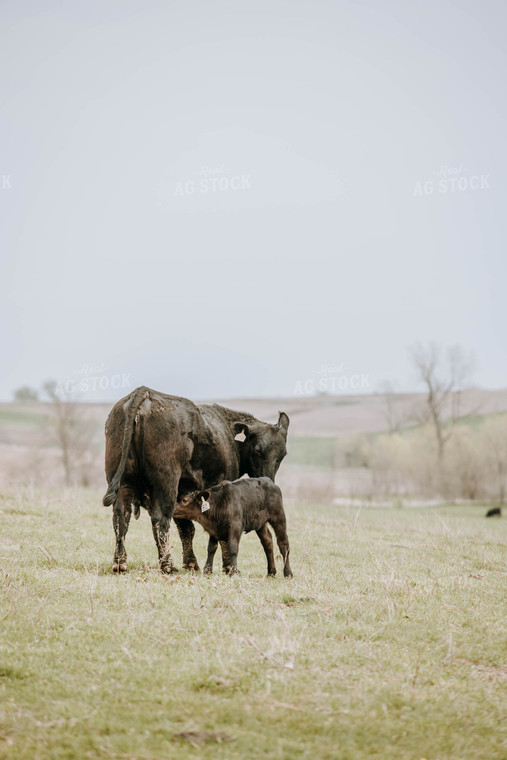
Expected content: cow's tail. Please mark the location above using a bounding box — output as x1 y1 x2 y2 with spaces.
102 386 150 507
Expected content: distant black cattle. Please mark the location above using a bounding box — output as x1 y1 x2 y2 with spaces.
486 507 502 518
102 386 289 574
173 477 293 578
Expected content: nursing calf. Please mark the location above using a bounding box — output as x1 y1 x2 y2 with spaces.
103 386 289 574
173 477 292 577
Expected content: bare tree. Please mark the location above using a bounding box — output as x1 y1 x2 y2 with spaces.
409 342 475 462
43 380 97 487
13 386 39 402
379 381 410 434
483 416 507 505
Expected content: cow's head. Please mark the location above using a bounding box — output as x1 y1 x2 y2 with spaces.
234 412 289 481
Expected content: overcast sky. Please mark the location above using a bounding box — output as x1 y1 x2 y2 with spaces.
1 0 506 403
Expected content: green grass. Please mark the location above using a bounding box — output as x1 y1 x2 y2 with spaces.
0 489 506 759
0 405 48 429
453 410 507 430
289 436 351 469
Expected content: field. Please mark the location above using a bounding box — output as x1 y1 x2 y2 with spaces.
3 388 507 499
1 488 506 759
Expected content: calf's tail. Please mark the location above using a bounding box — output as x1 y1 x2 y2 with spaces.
102 386 150 507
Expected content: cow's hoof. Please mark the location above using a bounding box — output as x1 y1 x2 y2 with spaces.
267 570 277 578
203 565 213 575
113 562 128 573
182 562 200 573
160 563 178 575
228 568 240 576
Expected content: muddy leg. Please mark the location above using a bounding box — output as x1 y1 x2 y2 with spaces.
256 523 276 576
112 489 132 573
204 536 219 574
151 509 176 574
174 518 200 571
150 485 178 574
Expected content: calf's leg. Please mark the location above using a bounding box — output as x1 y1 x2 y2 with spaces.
204 536 219 574
220 540 232 574
256 523 276 576
226 528 242 575
269 516 293 578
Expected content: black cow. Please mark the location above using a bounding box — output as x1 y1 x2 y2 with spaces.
102 386 289 574
486 507 502 517
173 477 293 577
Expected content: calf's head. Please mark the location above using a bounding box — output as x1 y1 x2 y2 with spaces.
174 489 212 520
234 411 289 481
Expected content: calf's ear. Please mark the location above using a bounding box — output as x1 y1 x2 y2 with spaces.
277 411 290 436
198 489 211 502
234 422 250 442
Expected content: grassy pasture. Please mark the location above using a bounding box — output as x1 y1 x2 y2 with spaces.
0 489 506 759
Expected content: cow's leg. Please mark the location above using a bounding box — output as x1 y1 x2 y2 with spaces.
150 483 179 574
256 523 276 576
269 517 293 578
112 488 132 573
203 536 219 574
151 506 176 574
226 528 241 575
174 518 200 572
219 540 232 574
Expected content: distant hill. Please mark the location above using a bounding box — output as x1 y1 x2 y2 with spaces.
1 388 507 492
2 388 507 442
206 387 507 437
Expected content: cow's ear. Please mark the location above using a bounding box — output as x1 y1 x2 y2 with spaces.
198 489 211 502
277 411 290 437
234 422 250 442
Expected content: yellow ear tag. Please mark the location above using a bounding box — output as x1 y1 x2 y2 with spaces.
201 496 210 512
234 428 246 442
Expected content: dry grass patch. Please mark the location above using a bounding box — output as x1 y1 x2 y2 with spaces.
0 489 506 759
